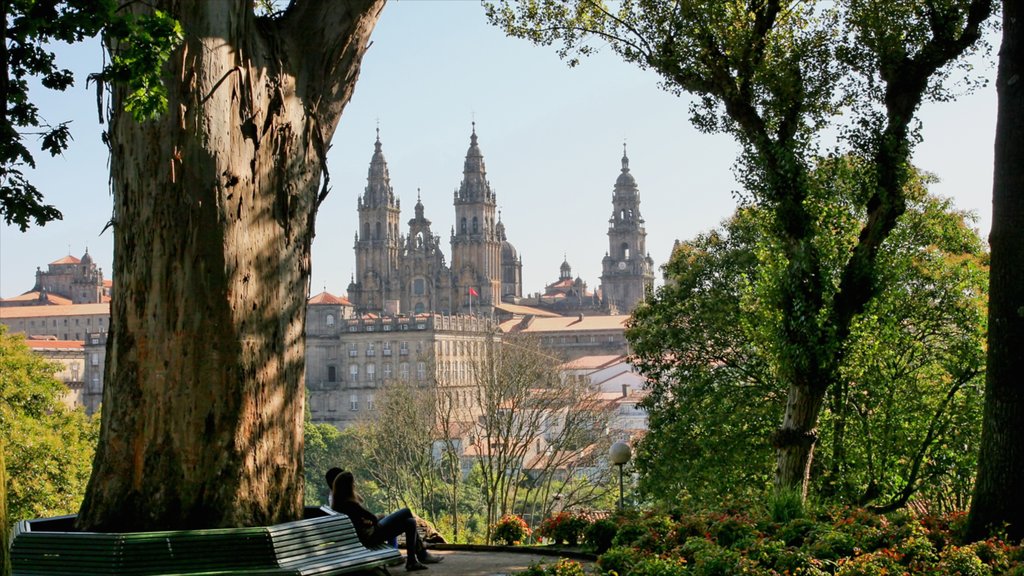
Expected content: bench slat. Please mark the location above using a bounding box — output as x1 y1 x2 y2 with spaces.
11 511 402 576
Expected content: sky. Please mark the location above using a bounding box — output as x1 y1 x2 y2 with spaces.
0 1 999 300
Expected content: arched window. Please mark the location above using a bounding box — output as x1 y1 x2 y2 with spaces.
621 242 631 260
325 314 335 326
363 222 370 239
460 218 467 234
473 217 479 233
414 302 425 314
375 221 382 239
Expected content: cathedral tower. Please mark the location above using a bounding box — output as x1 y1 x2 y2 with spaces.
349 130 402 312
600 145 654 313
400 191 453 315
450 124 504 313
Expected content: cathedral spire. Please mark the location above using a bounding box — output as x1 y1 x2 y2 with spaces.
364 128 395 208
459 122 491 201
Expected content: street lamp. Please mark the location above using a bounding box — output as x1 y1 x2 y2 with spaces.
609 441 632 511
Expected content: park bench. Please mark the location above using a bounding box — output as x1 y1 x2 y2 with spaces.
10 506 402 576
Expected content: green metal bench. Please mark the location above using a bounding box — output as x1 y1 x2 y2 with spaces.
10 507 402 575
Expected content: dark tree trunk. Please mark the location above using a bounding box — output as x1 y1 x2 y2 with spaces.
968 1 1024 542
77 1 384 532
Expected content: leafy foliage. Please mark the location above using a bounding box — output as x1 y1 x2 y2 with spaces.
1 1 182 230
574 505 1023 576
0 327 97 522
488 0 995 496
629 161 987 510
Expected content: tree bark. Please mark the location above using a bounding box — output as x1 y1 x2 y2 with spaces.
77 1 384 532
1 437 10 576
968 0 1024 542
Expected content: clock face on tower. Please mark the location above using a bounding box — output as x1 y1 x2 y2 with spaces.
618 261 627 270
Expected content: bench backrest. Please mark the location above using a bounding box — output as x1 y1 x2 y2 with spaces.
10 512 400 576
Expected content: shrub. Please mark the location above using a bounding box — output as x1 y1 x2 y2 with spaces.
598 546 644 575
538 512 590 546
613 522 650 549
777 517 818 546
492 514 531 546
514 558 586 576
709 514 759 549
690 541 743 576
585 518 619 554
938 545 993 576
630 556 690 576
834 549 904 576
807 526 857 560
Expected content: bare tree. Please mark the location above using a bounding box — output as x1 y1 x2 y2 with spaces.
467 335 611 541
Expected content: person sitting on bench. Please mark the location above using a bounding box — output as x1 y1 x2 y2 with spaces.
331 471 443 571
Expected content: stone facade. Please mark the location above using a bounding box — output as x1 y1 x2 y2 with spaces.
347 126 522 317
1 250 108 307
0 303 111 342
306 312 497 429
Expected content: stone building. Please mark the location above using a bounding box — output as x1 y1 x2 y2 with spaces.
599 145 655 313
1 250 109 307
22 337 87 410
347 125 522 317
520 257 604 316
305 311 497 429
0 303 111 341
498 314 630 361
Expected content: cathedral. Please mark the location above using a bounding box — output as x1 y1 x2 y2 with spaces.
346 126 653 317
347 125 522 316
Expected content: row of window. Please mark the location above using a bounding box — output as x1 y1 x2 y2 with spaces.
325 361 427 383
26 317 104 327
346 341 412 357
542 335 620 345
315 392 376 412
319 314 428 333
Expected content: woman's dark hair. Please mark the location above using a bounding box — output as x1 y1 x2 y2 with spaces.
325 467 343 490
332 470 358 506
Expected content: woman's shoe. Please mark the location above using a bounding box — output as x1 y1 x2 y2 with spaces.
419 552 444 564
406 560 428 572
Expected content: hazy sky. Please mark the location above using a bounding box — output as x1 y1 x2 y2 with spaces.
0 2 998 300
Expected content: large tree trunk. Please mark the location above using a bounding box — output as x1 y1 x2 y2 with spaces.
77 1 384 532
968 1 1024 542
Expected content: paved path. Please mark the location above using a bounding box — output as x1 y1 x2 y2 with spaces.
391 549 595 576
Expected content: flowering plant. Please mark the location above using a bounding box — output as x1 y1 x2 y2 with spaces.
492 513 531 545
538 511 590 546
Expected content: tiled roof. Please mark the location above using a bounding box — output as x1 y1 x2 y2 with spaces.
2 291 74 306
50 255 81 265
103 279 113 288
0 303 110 319
561 354 625 370
308 291 352 306
499 314 629 334
493 302 561 318
25 339 84 350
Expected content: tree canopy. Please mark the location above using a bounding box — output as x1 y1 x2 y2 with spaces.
629 160 988 511
0 327 98 523
488 0 994 498
0 1 180 230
